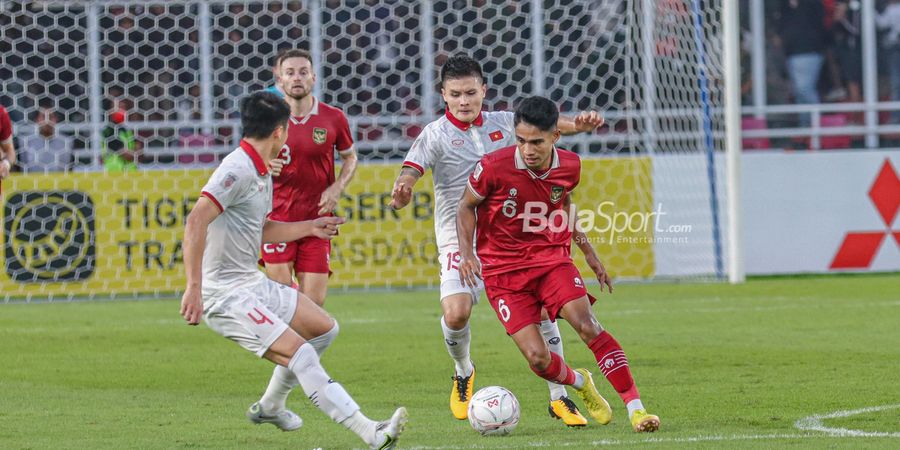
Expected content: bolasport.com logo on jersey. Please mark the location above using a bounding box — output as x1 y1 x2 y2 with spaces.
3 191 96 282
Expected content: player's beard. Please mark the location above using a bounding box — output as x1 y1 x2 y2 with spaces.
284 84 310 101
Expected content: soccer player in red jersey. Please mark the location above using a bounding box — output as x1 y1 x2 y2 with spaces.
456 96 660 432
261 49 357 306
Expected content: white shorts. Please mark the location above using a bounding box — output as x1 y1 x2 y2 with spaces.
438 246 482 303
202 278 298 357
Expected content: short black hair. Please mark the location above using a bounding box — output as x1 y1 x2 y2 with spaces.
440 54 484 86
514 96 559 132
240 91 290 139
277 48 313 69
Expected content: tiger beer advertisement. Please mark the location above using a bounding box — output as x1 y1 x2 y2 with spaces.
0 159 654 299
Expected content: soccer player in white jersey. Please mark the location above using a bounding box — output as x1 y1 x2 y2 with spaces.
388 54 607 427
180 91 406 449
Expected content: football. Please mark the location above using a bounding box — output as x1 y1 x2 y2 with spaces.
467 386 520 436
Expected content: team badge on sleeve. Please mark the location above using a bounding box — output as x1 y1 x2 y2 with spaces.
473 162 484 181
550 185 564 204
313 128 327 144
222 172 237 189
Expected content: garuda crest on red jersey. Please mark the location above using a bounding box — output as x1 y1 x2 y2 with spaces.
313 128 327 144
550 185 564 204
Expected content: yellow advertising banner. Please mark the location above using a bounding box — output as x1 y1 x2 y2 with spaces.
1 158 653 299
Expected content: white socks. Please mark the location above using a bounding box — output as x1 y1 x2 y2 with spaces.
572 370 585 390
287 343 379 445
441 316 474 377
626 399 645 418
541 319 568 400
259 320 339 413
308 320 340 356
259 365 296 413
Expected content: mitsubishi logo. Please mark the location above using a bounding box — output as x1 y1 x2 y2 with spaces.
830 159 900 269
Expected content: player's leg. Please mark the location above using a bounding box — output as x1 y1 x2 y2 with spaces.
262 241 299 287
257 282 339 419
296 272 328 306
438 248 479 419
557 295 659 432
293 237 331 306
264 328 407 449
538 307 585 426
441 292 476 419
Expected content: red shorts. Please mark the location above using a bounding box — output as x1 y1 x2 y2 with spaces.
483 262 595 335
260 237 331 274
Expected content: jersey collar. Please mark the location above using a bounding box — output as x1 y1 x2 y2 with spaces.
290 96 319 125
514 146 560 179
445 109 484 131
239 139 270 176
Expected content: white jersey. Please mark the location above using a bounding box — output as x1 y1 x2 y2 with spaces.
199 141 273 296
402 111 516 251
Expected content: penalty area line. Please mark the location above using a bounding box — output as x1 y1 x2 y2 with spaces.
795 403 900 437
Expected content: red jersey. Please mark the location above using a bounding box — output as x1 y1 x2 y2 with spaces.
0 106 12 142
271 97 353 221
467 146 581 277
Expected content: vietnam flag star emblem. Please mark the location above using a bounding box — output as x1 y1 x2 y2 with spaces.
489 130 503 142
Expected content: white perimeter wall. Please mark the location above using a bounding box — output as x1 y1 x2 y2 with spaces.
651 150 900 277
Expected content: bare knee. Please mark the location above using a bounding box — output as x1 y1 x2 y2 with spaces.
441 295 473 329
571 316 603 344
265 263 294 286
524 346 552 371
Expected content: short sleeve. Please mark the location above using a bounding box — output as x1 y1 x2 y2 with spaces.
498 111 515 131
402 126 436 175
0 107 12 143
200 165 248 213
334 111 354 152
467 157 493 200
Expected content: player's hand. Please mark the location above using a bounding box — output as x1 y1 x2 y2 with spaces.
390 181 412 210
0 160 10 179
573 111 604 133
318 184 342 215
458 254 482 288
586 255 614 293
269 158 285 177
311 216 346 240
180 286 204 325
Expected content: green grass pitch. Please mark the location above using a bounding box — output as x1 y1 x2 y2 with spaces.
2 274 899 449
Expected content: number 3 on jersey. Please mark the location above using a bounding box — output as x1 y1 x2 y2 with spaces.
276 144 292 165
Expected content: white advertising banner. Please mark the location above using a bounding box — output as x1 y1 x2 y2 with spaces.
741 150 900 275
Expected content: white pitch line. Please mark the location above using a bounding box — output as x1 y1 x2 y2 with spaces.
794 403 900 437
403 432 846 450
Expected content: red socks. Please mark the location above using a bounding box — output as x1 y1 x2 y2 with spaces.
588 331 640 403
531 351 576 385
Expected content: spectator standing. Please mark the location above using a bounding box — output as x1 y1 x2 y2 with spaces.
777 0 827 122
103 107 139 172
878 0 900 122
20 107 73 173
833 0 863 107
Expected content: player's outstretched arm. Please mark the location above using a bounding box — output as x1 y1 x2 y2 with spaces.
319 148 358 215
263 216 346 243
181 197 222 325
566 196 613 293
389 167 422 210
558 110 605 136
456 187 483 288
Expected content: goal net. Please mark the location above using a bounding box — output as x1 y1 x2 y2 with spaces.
1 0 730 301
